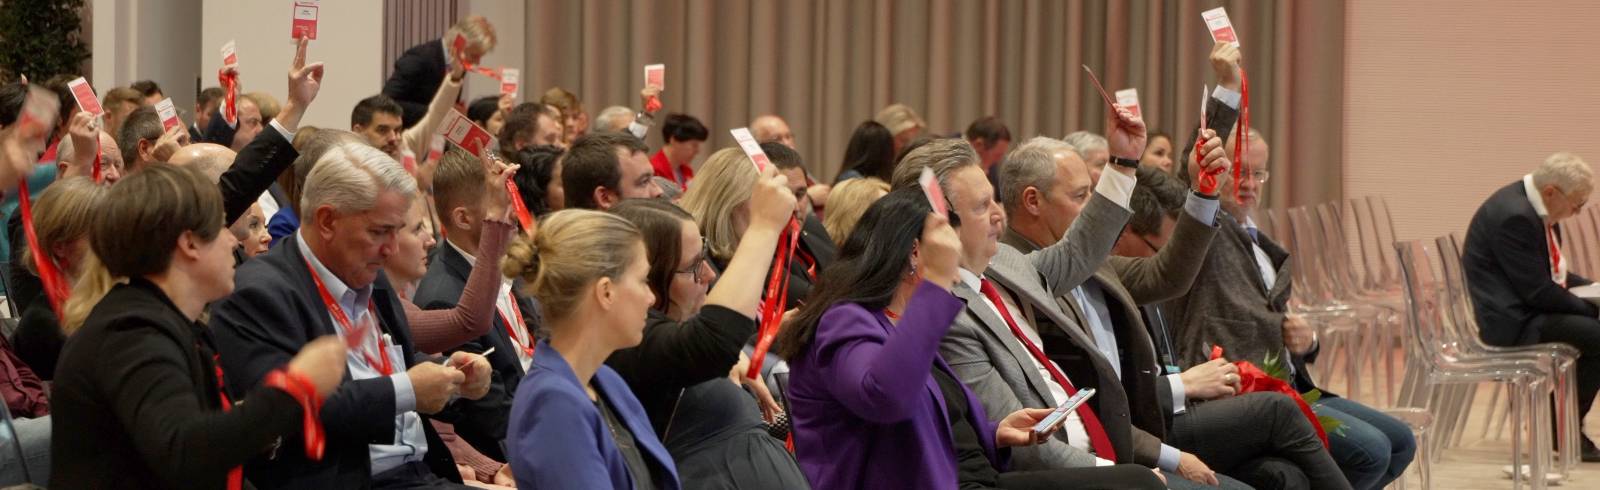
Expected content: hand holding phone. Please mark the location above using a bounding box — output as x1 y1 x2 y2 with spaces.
1032 388 1097 436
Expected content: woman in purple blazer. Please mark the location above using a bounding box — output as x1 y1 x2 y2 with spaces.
774 189 1164 490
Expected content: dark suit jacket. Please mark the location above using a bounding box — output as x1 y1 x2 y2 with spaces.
210 238 459 489
412 242 538 461
382 39 449 128
786 214 837 308
50 278 301 489
1463 180 1596 346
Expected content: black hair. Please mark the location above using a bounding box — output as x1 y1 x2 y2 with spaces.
130 80 163 98
499 102 551 149
197 87 226 108
760 141 804 171
0 82 26 127
660 113 708 143
511 145 565 216
467 96 500 128
118 106 163 164
562 132 649 210
774 187 934 360
350 94 403 127
964 116 1012 144
839 120 896 182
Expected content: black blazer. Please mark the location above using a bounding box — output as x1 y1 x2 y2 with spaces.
787 214 836 308
412 242 538 461
1463 181 1596 346
210 238 459 489
382 39 449 128
50 278 302 489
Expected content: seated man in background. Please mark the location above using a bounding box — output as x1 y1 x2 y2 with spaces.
1463 151 1600 461
383 15 495 127
562 132 662 210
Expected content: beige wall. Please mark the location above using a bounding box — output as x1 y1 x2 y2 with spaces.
1344 0 1600 241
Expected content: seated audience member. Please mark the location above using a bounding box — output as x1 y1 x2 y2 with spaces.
211 141 493 489
1062 130 1110 184
874 103 926 156
966 116 1012 190
384 15 496 127
202 88 263 152
167 142 272 261
49 164 349 489
129 79 163 105
593 106 636 134
1464 151 1600 461
820 176 889 246
1170 127 1416 489
510 145 565 215
413 148 538 460
679 148 804 308
607 167 806 489
5 121 119 316
0 331 49 486
192 87 226 142
834 120 896 183
775 188 1164 490
503 210 680 489
265 128 367 247
1142 131 1176 175
118 106 189 172
499 102 564 155
763 142 839 301
228 203 271 259
562 132 662 210
12 177 107 381
651 113 708 190
999 136 1350 489
247 92 282 123
100 87 142 139
353 64 463 163
750 114 796 148
541 87 588 146
467 95 512 137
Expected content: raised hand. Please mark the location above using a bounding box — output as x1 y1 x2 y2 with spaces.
1105 104 1148 162
279 36 325 132
1191 128 1231 195
917 212 962 290
1210 41 1242 91
640 86 663 115
287 335 350 398
749 165 799 233
151 124 189 163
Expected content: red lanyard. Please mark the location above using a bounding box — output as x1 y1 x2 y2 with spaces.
302 259 393 376
208 351 244 490
17 181 69 321
1548 224 1566 287
793 243 817 281
218 68 239 126
499 291 535 359
91 137 102 183
746 217 801 379
504 179 535 234
263 368 327 461
1231 70 1251 201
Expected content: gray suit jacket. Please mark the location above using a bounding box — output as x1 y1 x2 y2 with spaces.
1165 211 1293 373
1004 200 1219 437
940 193 1152 469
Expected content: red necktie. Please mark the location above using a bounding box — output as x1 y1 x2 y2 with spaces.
1547 224 1566 287
979 278 1118 462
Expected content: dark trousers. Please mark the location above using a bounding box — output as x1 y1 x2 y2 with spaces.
372 461 474 490
987 464 1166 490
1170 392 1353 490
1529 313 1600 431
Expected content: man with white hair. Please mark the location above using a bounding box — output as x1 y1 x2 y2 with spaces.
213 141 493 488
1464 151 1600 461
1063 131 1110 185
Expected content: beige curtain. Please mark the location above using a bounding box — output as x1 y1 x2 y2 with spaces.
523 0 1343 207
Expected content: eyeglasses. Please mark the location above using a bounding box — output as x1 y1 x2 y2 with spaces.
1247 170 1270 183
675 237 712 283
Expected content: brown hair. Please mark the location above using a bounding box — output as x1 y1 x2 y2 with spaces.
609 199 694 312
502 209 642 322
101 87 142 110
432 147 487 217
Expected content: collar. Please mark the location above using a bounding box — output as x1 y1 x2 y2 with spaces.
1523 174 1550 220
446 238 478 267
439 37 452 66
1244 216 1259 231
296 231 372 311
957 268 983 292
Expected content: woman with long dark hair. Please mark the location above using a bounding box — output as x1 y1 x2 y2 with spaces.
833 120 896 183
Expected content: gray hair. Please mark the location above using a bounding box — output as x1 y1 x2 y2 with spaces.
594 106 636 133
300 141 418 214
1533 152 1594 195
889 138 979 194
1062 131 1108 156
999 137 1079 211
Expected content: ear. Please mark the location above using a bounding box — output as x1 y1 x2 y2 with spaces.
1022 187 1043 216
311 204 341 242
175 230 204 262
593 276 616 310
595 186 617 209
449 205 472 232
139 139 155 160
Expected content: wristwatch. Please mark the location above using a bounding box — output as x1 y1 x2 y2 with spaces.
1109 155 1140 169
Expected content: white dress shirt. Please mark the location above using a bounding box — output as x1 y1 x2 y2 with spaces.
1523 174 1569 285
447 239 534 371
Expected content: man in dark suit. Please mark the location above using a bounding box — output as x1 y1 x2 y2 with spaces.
762 142 837 309
212 140 492 489
1463 151 1600 460
191 87 225 142
383 16 496 128
412 148 538 462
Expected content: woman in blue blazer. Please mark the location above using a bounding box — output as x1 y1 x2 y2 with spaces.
504 209 680 489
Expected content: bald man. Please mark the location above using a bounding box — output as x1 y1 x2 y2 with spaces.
750 114 795 148
56 129 125 184
167 142 238 182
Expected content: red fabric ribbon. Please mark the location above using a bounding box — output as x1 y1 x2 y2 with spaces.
91 136 102 183
17 181 70 321
644 96 662 114
218 68 239 126
746 217 801 379
1210 345 1328 447
504 179 535 235
1231 70 1251 202
264 368 327 461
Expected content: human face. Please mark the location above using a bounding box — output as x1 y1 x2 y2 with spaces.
1232 137 1270 213
893 127 923 156
230 100 263 151
617 148 663 200
228 204 271 258
98 134 126 183
755 118 795 148
562 108 586 144
779 166 811 216
385 197 438 285
104 101 139 136
486 109 507 136
194 224 241 303
356 112 404 157
534 113 564 148
665 139 702 166
666 220 716 321
974 138 1011 170
1082 147 1109 186
946 165 1006 272
1034 152 1093 242
1543 185 1592 221
1142 136 1174 174
546 157 566 212
195 100 218 130
317 190 410 288
608 242 656 348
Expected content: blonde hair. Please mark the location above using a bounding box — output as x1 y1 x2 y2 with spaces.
823 177 889 246
1534 152 1594 195
61 251 118 334
501 209 642 323
541 87 581 113
450 15 498 54
679 147 760 261
874 103 926 137
244 92 281 121
20 177 106 279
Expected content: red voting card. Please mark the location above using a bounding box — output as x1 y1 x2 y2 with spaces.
66 77 102 117
154 98 181 131
644 64 665 91
1115 88 1142 119
292 1 320 40
1202 7 1240 47
500 68 519 97
919 167 947 216
441 110 495 158
730 128 770 171
221 40 238 68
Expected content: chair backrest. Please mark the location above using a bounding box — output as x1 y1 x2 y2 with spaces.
1287 206 1336 306
1314 201 1364 298
1394 239 1456 367
1434 234 1491 353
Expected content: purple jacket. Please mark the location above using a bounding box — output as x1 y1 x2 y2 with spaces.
788 281 1007 489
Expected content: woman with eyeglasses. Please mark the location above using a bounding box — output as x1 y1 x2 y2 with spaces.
605 162 810 489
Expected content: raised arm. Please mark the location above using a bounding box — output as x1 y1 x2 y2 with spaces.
408 218 516 352
814 282 962 423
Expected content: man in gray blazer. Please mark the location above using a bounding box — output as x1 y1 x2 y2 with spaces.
1000 135 1351 490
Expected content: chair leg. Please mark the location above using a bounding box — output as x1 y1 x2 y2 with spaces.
1482 383 1504 441
1512 382 1526 490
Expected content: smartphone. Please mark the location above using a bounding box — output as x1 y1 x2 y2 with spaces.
1032 388 1096 436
